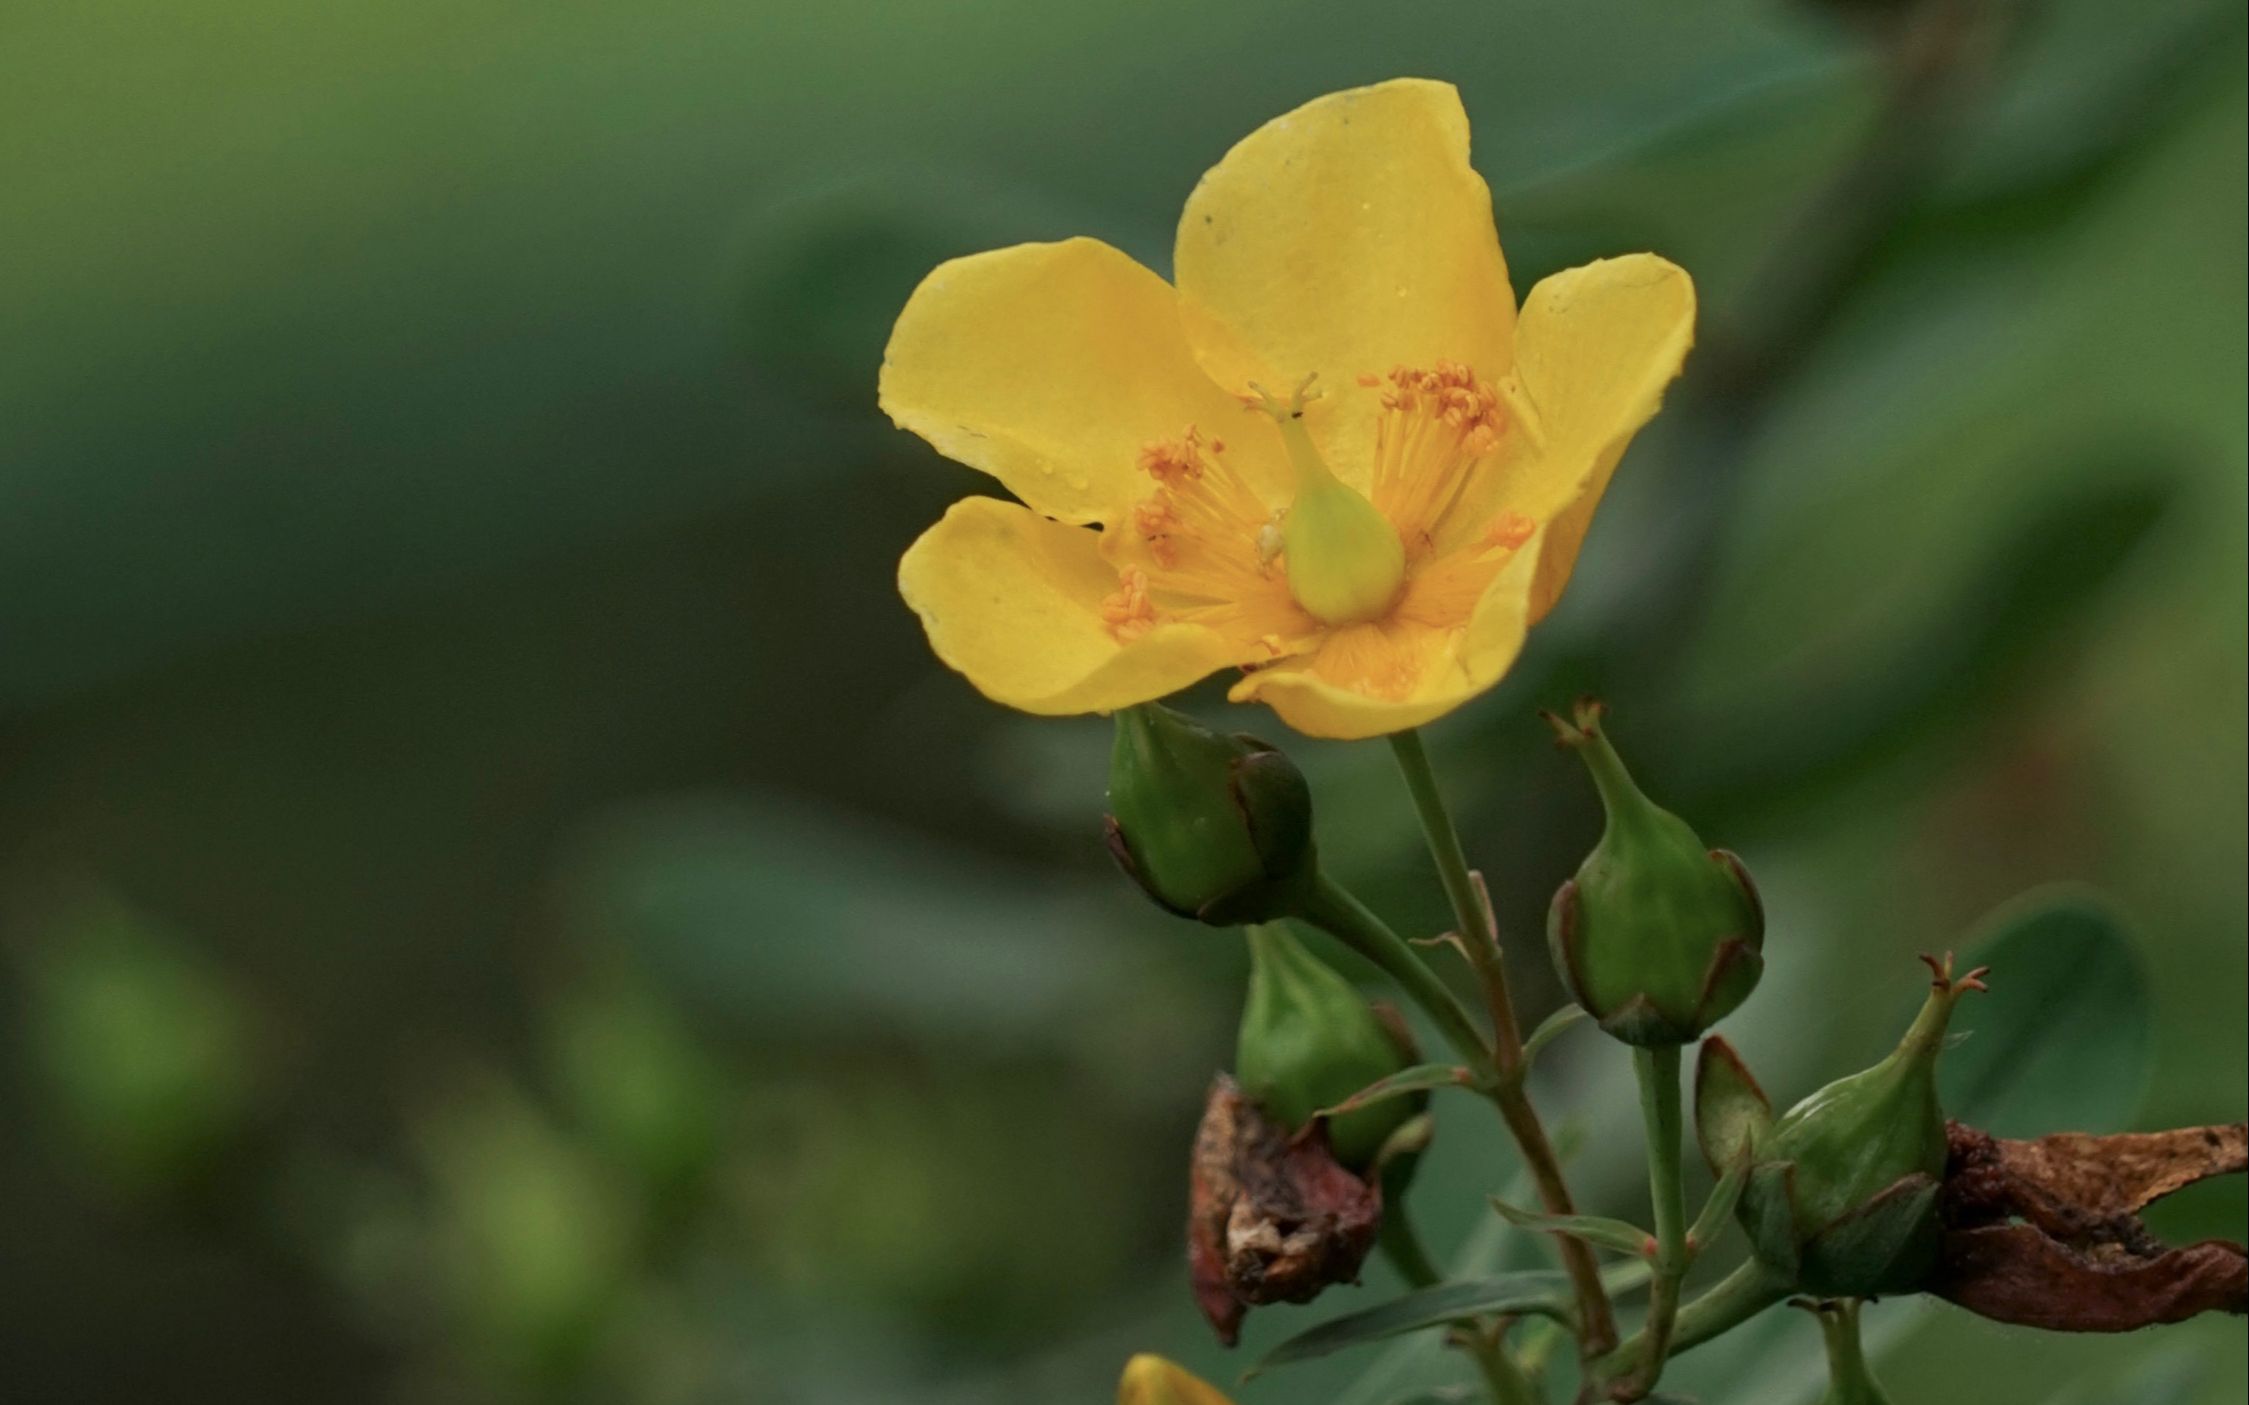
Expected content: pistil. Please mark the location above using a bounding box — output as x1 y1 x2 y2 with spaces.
1250 378 1406 627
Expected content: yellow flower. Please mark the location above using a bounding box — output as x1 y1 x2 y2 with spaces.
885 79 1694 739
1115 1353 1235 1405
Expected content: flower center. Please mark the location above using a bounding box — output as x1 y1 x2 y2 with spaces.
1248 378 1405 628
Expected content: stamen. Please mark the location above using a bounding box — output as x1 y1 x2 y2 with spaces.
1101 425 1310 651
1483 510 1535 551
1101 568 1157 642
1133 499 1182 568
1364 361 1511 556
1096 359 1524 667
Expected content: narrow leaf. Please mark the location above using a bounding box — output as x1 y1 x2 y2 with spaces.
1249 1273 1576 1375
1521 1005 1588 1069
1686 1159 1750 1256
1489 1197 1651 1256
1319 1063 1485 1118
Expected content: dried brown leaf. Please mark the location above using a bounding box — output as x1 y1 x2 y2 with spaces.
1933 1120 2248 1331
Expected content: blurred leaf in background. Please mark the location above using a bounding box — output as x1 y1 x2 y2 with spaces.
20 892 260 1199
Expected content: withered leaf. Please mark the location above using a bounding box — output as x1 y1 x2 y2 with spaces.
1188 1073 1382 1346
1932 1120 2248 1331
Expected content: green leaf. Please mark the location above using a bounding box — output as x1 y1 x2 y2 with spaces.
1520 1004 1589 1070
1319 1063 1485 1118
1336 1214 1518 1405
28 894 258 1192
560 794 1128 1044
1514 1256 1662 1375
2040 1337 2214 1405
1679 473 2181 824
1686 1159 1751 1256
1488 1198 1651 1257
1939 886 2152 1135
1249 1273 1575 1376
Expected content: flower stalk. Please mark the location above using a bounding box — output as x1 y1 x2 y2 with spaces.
1804 1298 1892 1405
1387 729 1620 1356
1598 1257 1791 1387
1621 1044 1689 1398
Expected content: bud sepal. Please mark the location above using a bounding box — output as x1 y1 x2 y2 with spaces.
1695 1034 1774 1174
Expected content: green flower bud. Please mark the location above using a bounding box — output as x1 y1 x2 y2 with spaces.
1544 699 1764 1046
1104 704 1316 925
1234 924 1419 1171
1720 956 1987 1297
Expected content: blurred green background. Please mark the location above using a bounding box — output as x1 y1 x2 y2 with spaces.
3 0 2243 1401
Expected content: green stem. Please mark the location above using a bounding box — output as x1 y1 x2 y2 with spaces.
1388 731 1530 1060
1623 1045 1688 1397
1809 1297 1896 1405
1386 730 1618 1357
1300 877 1495 1082
1601 1258 1790 1386
1671 1258 1790 1355
1817 1299 1869 1386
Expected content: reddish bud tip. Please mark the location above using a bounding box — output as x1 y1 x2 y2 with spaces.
1918 951 1992 998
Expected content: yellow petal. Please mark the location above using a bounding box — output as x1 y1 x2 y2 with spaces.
1116 1353 1235 1405
899 497 1242 713
1504 254 1696 621
880 237 1290 524
1174 78 1516 478
1230 530 1544 739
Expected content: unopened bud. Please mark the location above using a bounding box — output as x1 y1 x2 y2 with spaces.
1105 704 1315 925
1724 955 1986 1296
1544 699 1764 1045
1235 924 1419 1171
